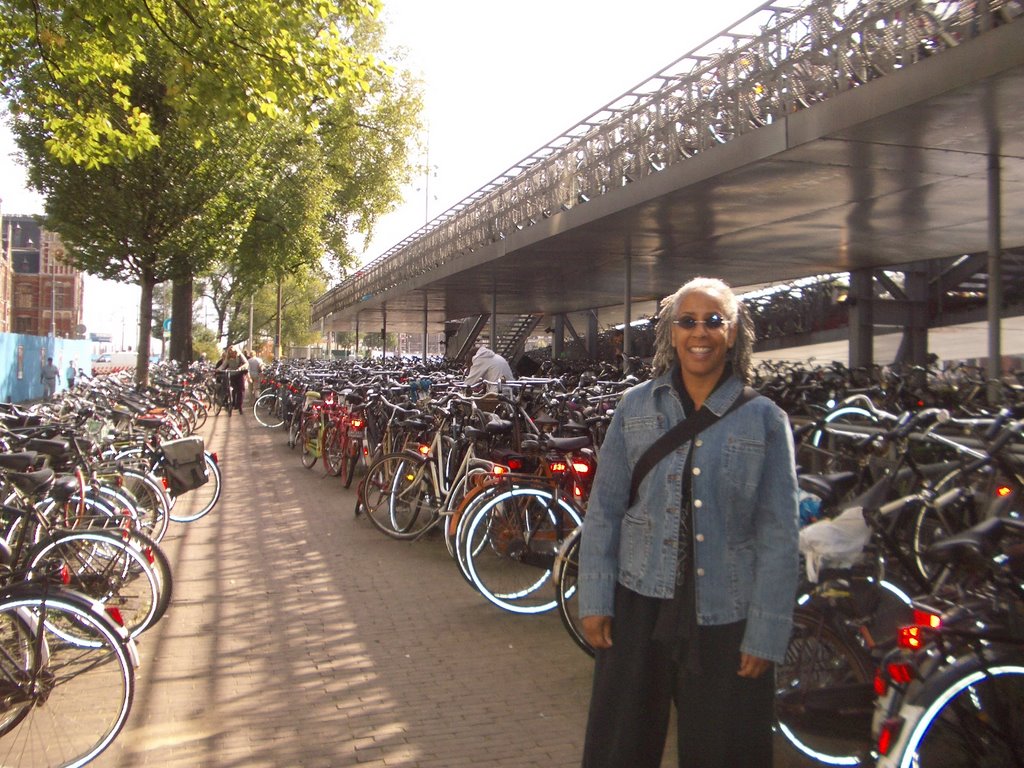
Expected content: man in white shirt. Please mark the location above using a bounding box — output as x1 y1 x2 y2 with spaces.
465 345 514 392
245 350 264 404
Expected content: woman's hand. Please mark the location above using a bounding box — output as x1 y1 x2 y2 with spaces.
582 615 613 649
737 653 771 678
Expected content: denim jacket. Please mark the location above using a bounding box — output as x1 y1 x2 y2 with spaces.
578 372 799 662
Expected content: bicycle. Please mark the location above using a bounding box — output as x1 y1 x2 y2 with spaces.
212 370 235 417
874 515 1024 767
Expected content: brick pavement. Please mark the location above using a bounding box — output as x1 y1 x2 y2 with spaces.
89 410 816 768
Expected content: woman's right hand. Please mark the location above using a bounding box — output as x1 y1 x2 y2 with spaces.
582 615 613 649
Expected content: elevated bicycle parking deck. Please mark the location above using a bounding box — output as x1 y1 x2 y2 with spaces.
313 0 1024 379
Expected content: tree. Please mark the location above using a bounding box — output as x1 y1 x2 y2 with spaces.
199 265 327 355
0 0 387 167
2 1 420 380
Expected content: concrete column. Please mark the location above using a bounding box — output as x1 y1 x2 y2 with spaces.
848 269 873 369
987 153 1003 402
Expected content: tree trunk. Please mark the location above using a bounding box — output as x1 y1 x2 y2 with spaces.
171 277 194 363
137 272 155 386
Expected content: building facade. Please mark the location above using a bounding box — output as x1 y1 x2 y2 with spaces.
1 214 85 338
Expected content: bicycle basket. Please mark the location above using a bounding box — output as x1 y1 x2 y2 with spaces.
160 436 209 495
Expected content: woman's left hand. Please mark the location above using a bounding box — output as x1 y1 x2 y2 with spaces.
737 653 771 678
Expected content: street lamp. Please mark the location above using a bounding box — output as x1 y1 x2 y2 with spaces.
50 249 56 338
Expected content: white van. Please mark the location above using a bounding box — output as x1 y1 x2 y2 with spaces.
92 351 138 376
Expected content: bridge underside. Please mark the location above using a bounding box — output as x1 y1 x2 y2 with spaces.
325 22 1024 335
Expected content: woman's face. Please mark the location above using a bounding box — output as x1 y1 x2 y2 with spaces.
670 288 737 385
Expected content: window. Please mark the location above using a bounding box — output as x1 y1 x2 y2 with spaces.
14 317 32 333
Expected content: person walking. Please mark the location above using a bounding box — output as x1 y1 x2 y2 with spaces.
215 347 248 414
465 345 514 392
245 349 264 405
40 357 60 399
578 276 800 768
66 361 77 390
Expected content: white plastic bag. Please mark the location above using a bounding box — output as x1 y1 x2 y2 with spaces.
798 506 871 582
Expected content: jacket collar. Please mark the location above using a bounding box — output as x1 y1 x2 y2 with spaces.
652 370 745 417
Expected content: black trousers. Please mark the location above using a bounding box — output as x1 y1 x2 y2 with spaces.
581 585 774 768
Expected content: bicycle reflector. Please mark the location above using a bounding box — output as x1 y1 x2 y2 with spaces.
877 715 905 756
417 444 431 457
350 418 364 430
897 626 925 650
572 460 591 474
996 484 1013 498
913 609 942 630
549 460 569 474
491 465 509 476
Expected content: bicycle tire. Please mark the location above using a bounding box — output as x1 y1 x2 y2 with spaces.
300 421 319 469
553 527 594 657
254 393 285 428
287 409 303 449
340 438 362 489
461 485 583 614
324 424 344 476
28 529 164 640
361 452 437 540
0 587 135 767
774 607 873 766
892 661 1024 767
119 469 172 544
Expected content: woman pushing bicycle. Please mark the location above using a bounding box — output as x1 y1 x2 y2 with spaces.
215 346 248 413
578 276 800 768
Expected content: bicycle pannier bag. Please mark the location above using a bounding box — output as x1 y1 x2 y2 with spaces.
160 436 209 495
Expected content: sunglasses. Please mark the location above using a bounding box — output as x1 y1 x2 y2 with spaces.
672 313 728 330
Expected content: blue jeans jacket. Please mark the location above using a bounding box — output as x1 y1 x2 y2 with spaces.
578 373 799 663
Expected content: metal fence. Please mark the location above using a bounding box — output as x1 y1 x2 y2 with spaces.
313 0 1022 320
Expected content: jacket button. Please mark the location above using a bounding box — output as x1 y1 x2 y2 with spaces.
693 499 703 509
696 534 705 542
697 568 705 577
692 467 701 476
694 439 703 447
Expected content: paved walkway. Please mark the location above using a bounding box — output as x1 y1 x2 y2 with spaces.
91 410 816 767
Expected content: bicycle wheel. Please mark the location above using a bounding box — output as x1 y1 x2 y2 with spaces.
553 527 594 657
340 437 362 490
896 662 1024 766
774 607 873 766
167 451 222 523
28 530 163 640
323 424 344 477
254 393 285 428
287 409 303 449
300 421 319 469
361 452 437 539
461 485 583 614
119 469 171 544
0 587 135 767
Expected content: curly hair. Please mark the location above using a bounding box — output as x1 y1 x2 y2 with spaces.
650 277 754 382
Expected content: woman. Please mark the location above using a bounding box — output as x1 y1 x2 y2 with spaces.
215 347 248 413
578 277 799 768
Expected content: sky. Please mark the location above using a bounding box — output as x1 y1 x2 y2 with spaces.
0 0 761 340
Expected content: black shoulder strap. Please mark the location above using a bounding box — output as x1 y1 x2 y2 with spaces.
628 386 760 507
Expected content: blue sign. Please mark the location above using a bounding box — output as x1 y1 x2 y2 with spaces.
162 318 172 332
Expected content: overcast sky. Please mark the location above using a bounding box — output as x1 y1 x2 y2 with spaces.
1 0 761 336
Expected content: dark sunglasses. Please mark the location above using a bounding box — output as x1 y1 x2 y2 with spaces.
672 313 728 330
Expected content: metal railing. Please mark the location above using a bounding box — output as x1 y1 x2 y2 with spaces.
313 0 1021 320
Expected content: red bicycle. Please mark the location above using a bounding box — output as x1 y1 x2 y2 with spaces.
324 391 366 488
